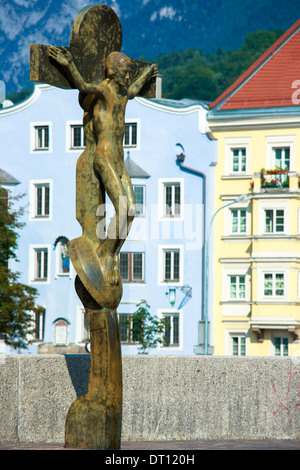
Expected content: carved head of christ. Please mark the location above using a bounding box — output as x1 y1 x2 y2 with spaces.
105 52 131 88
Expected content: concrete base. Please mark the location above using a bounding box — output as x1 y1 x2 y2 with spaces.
0 355 299 444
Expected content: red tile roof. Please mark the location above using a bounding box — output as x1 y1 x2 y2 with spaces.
210 19 300 110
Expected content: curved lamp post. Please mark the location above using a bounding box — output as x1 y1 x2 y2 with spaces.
204 194 250 355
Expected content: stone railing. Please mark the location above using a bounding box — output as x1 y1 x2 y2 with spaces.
0 355 299 444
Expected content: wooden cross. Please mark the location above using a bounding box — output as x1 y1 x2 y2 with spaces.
30 4 156 97
29 4 156 451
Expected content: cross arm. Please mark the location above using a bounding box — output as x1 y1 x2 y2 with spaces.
30 44 84 89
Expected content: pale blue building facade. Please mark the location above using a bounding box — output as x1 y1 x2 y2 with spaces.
0 83 217 355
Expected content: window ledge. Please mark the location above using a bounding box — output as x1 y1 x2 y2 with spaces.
222 175 252 180
222 235 251 241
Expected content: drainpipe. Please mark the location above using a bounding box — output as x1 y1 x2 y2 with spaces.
175 145 206 336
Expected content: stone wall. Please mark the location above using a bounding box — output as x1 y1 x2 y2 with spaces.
0 355 299 444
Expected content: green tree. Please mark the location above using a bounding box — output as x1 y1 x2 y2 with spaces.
156 28 284 101
0 186 43 351
130 300 167 354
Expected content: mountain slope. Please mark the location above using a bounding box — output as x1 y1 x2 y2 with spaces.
1 0 300 94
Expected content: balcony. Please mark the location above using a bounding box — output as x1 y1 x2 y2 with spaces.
251 169 299 193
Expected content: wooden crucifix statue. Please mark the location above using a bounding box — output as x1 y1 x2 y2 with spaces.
30 4 157 450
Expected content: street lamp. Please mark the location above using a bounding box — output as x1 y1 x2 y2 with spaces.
168 288 176 307
203 194 250 355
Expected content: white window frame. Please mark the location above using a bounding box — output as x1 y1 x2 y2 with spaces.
29 180 53 221
119 252 145 283
222 265 250 317
265 135 295 171
264 208 285 234
66 121 86 151
29 244 51 284
158 309 183 350
158 245 184 285
123 120 140 149
133 184 146 216
271 332 289 357
225 329 248 356
263 272 285 298
258 199 289 236
229 275 246 301
28 308 46 343
30 122 52 153
225 137 251 176
231 334 246 356
230 208 247 234
224 199 249 237
158 178 184 220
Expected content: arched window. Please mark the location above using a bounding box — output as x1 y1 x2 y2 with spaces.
54 236 70 276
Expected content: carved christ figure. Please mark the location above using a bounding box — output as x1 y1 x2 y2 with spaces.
48 46 157 286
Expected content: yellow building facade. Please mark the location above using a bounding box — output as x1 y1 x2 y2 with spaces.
207 20 300 357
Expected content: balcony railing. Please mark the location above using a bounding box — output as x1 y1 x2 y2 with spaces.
261 169 289 188
251 169 299 193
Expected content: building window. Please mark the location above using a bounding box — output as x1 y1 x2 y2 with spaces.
34 125 49 150
162 312 179 347
231 209 246 234
124 122 137 147
232 148 246 173
229 275 246 300
30 180 52 220
33 309 45 341
232 335 246 356
225 137 250 176
265 209 284 233
266 136 295 172
274 337 288 356
34 183 50 218
164 249 180 282
274 147 290 170
33 248 49 281
118 313 142 344
163 182 181 217
133 185 145 216
120 252 144 282
71 125 86 149
264 273 285 297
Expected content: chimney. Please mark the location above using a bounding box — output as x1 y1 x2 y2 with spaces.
156 74 162 99
0 81 5 106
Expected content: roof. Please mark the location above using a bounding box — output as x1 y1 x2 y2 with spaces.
210 19 300 111
124 153 150 179
148 97 209 109
0 168 20 185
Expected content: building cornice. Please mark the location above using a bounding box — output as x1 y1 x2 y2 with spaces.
207 107 300 132
0 84 54 117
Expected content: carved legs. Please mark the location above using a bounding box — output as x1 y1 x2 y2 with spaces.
65 276 122 449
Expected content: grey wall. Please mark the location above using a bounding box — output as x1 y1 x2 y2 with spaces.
0 355 299 444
